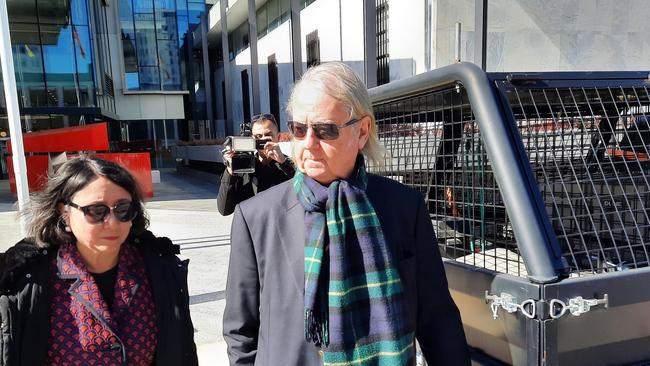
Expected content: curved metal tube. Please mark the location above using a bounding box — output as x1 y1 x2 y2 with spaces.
369 62 566 283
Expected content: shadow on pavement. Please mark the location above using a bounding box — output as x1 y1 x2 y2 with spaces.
148 168 218 202
0 180 18 213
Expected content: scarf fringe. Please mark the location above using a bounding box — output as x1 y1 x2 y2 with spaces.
305 308 329 347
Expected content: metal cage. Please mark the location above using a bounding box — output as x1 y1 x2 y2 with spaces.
369 64 650 365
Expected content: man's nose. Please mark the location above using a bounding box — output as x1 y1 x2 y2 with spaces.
304 126 320 149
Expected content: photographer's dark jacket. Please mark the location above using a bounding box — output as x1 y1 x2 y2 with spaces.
217 156 295 216
0 231 198 366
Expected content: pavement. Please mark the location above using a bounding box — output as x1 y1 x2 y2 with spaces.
0 168 232 365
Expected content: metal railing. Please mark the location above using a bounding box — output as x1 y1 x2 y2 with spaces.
368 62 650 280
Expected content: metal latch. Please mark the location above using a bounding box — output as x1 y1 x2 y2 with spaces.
485 291 536 320
549 294 608 319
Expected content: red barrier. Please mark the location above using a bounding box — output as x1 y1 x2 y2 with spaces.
94 153 153 198
7 156 49 194
7 123 110 153
7 123 154 198
8 153 154 198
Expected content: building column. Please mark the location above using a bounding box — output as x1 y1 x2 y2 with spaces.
220 0 233 135
363 0 377 88
474 0 488 70
290 0 302 82
247 0 261 116
201 12 215 138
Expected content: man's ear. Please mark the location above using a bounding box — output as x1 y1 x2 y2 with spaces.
357 116 371 150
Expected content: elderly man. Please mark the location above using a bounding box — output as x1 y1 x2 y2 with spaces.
223 62 470 365
217 113 295 216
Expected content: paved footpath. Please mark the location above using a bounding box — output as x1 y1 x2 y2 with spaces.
0 169 232 365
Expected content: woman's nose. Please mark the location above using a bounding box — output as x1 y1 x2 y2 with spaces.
102 211 119 226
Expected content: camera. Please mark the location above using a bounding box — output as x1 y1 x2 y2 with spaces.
222 122 268 174
222 136 257 174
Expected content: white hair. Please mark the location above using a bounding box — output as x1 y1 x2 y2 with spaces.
287 62 386 165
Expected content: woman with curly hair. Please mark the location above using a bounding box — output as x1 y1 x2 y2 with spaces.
0 156 198 366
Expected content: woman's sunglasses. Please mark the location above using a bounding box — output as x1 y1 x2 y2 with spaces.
287 118 359 140
67 201 138 224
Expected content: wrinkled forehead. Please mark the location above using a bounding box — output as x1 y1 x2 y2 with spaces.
291 84 351 122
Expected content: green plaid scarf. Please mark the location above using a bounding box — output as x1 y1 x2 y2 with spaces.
294 156 414 366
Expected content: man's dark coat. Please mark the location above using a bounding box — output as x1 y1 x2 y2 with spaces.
223 174 470 366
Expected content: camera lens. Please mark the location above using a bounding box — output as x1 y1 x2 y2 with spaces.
256 140 267 150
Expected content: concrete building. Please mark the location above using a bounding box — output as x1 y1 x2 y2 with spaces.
1 0 649 178
208 0 650 135
0 0 216 174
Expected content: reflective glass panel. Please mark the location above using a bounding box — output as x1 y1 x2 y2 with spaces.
71 0 88 25
120 0 135 36
125 72 140 90
42 26 77 106
177 16 189 47
188 2 203 25
73 25 94 105
155 0 178 40
123 38 138 73
157 40 181 90
7 0 38 23
10 22 41 45
176 0 188 17
10 23 47 108
267 0 279 30
133 0 154 14
38 0 71 26
138 66 160 90
135 17 158 66
280 0 290 22
257 6 267 37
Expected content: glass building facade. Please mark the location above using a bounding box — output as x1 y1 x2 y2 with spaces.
0 0 121 179
119 0 205 91
1 0 115 131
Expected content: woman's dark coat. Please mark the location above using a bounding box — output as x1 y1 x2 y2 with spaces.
0 230 198 366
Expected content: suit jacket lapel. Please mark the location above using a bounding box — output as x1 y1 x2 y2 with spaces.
275 183 305 294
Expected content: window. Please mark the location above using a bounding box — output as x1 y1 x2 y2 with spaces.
221 81 227 120
229 21 250 59
6 0 96 109
241 69 250 122
119 0 203 91
376 0 389 85
268 54 280 127
255 0 286 41
302 0 316 9
306 30 320 68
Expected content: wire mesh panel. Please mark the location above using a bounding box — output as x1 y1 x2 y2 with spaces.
370 85 527 277
371 74 650 279
503 82 650 276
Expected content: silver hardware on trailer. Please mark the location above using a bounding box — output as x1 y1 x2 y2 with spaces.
485 291 536 320
549 294 609 319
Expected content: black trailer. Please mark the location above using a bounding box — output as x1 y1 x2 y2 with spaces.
368 63 650 365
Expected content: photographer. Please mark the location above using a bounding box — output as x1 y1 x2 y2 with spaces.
217 114 295 216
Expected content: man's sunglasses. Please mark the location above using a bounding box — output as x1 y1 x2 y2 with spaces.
287 118 359 140
67 201 138 224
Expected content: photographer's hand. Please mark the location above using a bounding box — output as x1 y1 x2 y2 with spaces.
263 142 286 164
222 150 235 175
